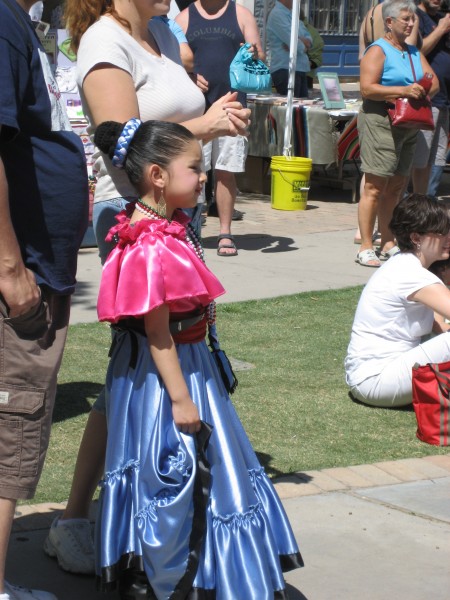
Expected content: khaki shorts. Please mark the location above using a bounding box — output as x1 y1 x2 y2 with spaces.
358 109 418 177
0 291 70 500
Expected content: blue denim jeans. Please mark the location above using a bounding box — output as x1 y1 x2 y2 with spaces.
92 198 133 415
183 203 204 239
428 164 445 197
93 198 132 264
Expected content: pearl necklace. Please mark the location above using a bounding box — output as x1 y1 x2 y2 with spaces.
136 198 204 260
186 223 205 262
184 223 216 325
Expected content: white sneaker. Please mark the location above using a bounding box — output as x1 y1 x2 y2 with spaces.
3 581 57 600
43 517 95 574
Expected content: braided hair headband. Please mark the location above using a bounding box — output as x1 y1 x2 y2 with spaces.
112 118 142 168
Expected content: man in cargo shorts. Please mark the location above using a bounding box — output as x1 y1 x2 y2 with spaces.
0 0 88 597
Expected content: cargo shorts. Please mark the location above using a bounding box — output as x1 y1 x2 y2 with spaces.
0 290 70 500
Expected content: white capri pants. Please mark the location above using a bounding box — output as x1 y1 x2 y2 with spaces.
349 332 450 407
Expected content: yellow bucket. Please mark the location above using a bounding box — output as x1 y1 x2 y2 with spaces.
270 155 312 211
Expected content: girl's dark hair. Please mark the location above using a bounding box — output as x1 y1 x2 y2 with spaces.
389 193 450 252
94 120 196 191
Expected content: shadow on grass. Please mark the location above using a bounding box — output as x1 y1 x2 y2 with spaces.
53 382 104 423
256 452 313 485
348 392 414 412
202 233 298 253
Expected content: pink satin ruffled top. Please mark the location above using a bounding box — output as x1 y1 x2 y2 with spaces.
97 210 225 323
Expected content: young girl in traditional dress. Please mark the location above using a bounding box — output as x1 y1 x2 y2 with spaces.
93 118 303 600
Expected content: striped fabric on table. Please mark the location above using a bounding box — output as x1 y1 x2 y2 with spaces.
337 116 360 162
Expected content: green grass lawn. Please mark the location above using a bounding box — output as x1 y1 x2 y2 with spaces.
34 286 449 504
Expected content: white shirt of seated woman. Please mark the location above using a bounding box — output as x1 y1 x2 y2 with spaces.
346 193 450 408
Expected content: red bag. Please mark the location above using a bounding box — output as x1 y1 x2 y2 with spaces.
386 52 435 131
387 96 434 131
412 362 450 446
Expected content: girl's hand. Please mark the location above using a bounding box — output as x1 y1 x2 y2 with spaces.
172 398 201 434
145 304 200 435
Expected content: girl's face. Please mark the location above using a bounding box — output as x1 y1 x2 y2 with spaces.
164 140 206 209
419 231 450 267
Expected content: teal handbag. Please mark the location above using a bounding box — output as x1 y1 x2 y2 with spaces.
229 43 272 94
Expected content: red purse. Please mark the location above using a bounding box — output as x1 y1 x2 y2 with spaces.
412 362 450 446
386 52 434 131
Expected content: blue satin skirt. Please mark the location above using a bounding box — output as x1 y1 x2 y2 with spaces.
96 329 303 600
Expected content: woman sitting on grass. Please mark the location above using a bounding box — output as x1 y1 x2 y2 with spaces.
345 194 450 407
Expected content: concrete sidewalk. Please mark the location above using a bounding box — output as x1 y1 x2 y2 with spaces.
7 456 450 600
8 179 450 599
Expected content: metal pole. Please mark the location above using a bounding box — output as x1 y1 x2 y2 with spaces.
283 0 301 156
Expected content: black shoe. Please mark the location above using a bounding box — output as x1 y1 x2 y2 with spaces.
232 209 244 221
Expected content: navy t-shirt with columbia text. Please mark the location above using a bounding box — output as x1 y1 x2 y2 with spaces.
0 1 88 295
